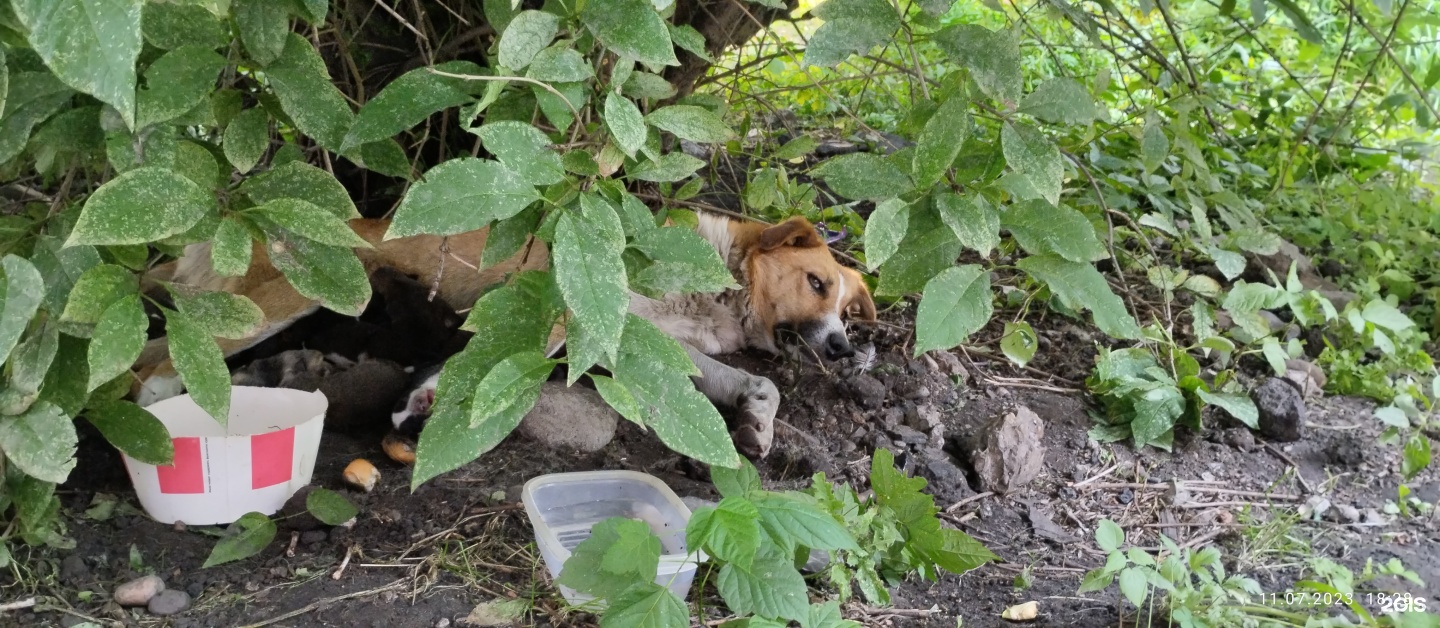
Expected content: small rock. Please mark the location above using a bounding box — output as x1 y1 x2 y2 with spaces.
1118 488 1134 505
1283 359 1327 398
889 425 928 446
517 381 619 452
436 619 452 628
970 406 1046 495
114 575 166 607
1300 495 1332 520
1252 377 1306 442
915 448 974 505
1222 427 1256 451
1361 509 1388 526
840 374 887 409
1333 504 1361 523
904 405 942 433
60 554 90 585
148 589 191 616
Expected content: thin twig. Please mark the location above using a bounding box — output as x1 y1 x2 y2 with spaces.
238 579 407 628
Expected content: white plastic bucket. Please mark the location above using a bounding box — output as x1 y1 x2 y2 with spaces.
121 387 328 526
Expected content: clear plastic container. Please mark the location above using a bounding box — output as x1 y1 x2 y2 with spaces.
521 470 705 607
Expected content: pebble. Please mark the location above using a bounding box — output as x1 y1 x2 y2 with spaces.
114 575 166 607
60 554 90 585
1118 488 1134 505
436 619 452 628
147 589 191 616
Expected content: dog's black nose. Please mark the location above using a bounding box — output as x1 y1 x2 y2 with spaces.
824 332 853 360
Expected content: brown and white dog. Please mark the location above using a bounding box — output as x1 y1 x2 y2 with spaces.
134 212 876 458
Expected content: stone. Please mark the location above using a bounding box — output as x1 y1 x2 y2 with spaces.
148 589 191 616
1222 427 1256 451
840 373 888 409
1332 504 1361 523
915 448 974 506
1283 359 1327 398
517 382 619 452
889 425 928 446
114 575 165 607
970 406 1046 495
1252 377 1305 442
1300 496 1331 520
904 404 942 433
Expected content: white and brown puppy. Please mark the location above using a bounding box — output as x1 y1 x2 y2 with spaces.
136 212 876 458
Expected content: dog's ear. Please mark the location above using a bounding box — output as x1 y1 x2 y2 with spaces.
841 267 877 321
758 216 825 250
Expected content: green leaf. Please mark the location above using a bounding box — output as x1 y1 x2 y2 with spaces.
668 24 713 63
863 198 908 271
254 199 371 248
935 192 1000 258
912 95 970 189
240 161 360 220
172 291 264 339
266 33 354 152
84 400 173 465
1001 199 1106 262
555 203 629 369
388 158 539 238
1361 300 1415 332
1374 406 1410 428
203 512 277 567
498 11 560 70
233 0 288 65
1000 321 1038 368
1260 336 1287 376
687 497 762 568
525 45 594 83
1196 390 1259 429
751 492 857 553
1266 0 1323 43
142 2 227 51
876 204 962 296
212 218 254 277
805 601 861 628
812 153 914 201
467 351 555 428
611 316 738 467
0 402 76 484
475 121 566 186
341 61 484 152
558 517 662 599
605 92 648 157
774 136 820 161
914 265 992 356
166 311 231 424
305 487 358 525
1016 255 1140 339
590 374 644 426
600 583 689 628
1140 115 1168 174
13 0 142 127
1400 434 1430 481
580 0 678 68
1095 519 1124 552
803 0 901 68
86 294 147 391
711 457 763 497
1118 567 1149 607
630 152 706 182
1223 282 1278 314
1018 78 1100 125
414 273 562 489
4 324 60 413
262 226 372 316
136 45 226 128
174 140 222 191
0 256 45 367
357 139 412 179
646 105 736 144
295 0 327 23
59 264 136 329
67 168 215 246
718 554 810 622
1207 247 1246 281
933 24 1022 105
1001 122 1064 206
481 206 542 270
29 238 96 319
630 227 739 294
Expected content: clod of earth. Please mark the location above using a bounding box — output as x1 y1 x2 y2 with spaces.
516 381 619 452
970 405 1046 495
1252 377 1306 442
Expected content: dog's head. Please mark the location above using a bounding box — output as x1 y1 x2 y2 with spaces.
744 216 877 360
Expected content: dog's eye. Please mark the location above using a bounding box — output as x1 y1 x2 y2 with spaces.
807 274 824 293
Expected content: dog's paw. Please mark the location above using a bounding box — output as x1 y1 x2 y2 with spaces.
137 375 184 407
735 376 778 458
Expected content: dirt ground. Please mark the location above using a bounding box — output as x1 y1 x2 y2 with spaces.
4 302 1439 627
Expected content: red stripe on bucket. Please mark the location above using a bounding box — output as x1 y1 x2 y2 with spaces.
250 427 295 489
157 437 205 494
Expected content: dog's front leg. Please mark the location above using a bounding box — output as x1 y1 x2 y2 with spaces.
680 344 779 459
